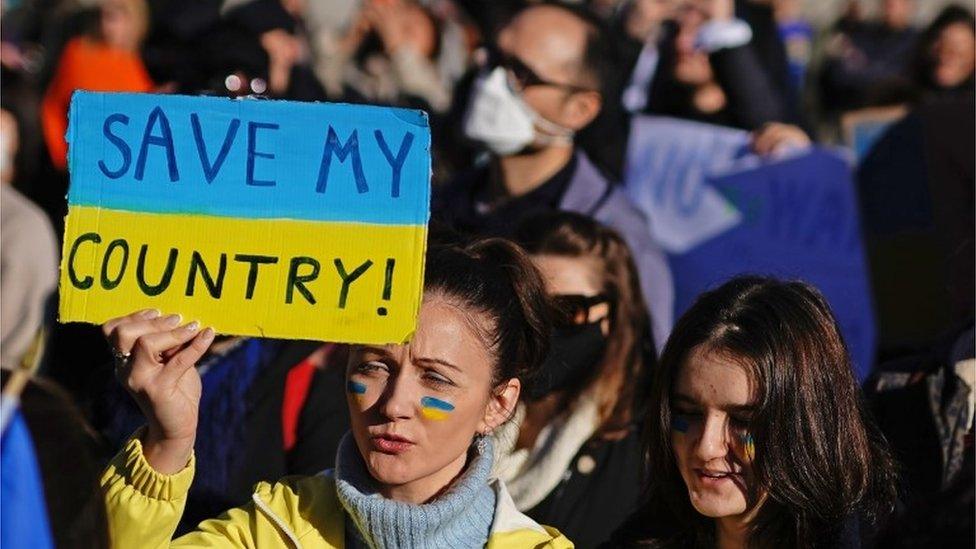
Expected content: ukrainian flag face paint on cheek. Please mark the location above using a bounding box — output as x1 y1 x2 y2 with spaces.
420 396 454 421
347 380 368 405
737 432 756 462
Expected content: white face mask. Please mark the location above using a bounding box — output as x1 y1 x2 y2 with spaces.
462 67 575 156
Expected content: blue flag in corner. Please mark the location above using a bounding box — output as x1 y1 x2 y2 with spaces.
1 410 54 549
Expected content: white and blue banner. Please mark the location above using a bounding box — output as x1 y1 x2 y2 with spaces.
626 116 876 379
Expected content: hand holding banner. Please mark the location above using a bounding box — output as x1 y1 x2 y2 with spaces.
59 92 431 344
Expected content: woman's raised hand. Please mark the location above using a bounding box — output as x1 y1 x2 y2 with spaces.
103 309 215 474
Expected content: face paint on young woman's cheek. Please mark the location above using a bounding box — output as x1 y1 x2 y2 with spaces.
420 396 455 421
347 380 368 405
737 432 756 462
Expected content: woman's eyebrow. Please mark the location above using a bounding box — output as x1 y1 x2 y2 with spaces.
724 403 757 414
675 392 756 411
357 346 393 358
414 357 462 373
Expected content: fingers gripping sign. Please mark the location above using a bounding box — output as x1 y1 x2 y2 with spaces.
750 123 811 157
103 310 216 474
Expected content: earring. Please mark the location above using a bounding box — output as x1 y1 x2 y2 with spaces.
475 431 491 454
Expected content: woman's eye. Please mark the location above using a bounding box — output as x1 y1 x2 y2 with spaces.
423 370 454 387
357 360 388 374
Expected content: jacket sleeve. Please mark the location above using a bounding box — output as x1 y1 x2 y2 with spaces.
542 526 575 548
101 431 266 548
709 43 788 129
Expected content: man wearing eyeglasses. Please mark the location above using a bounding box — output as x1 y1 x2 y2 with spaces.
434 2 675 353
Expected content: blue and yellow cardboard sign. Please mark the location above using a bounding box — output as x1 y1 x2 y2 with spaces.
59 92 431 344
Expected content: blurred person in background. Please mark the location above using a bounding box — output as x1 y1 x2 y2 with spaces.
1 370 111 548
434 1 676 353
311 0 470 115
0 0 57 194
36 0 157 425
40 0 153 171
866 323 974 548
856 5 974 355
733 0 804 126
769 0 813 101
819 0 919 115
639 0 794 129
140 0 319 99
617 0 679 114
0 108 58 371
493 212 653 548
911 5 975 100
300 0 475 183
606 277 898 548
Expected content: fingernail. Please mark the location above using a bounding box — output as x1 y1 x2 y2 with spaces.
163 314 182 327
140 309 161 319
201 327 215 340
183 321 200 332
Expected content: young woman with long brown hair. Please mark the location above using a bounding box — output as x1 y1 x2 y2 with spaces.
608 276 897 548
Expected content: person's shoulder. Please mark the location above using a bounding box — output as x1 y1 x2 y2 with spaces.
487 479 574 548
0 186 57 256
2 186 50 230
566 152 648 229
599 185 644 218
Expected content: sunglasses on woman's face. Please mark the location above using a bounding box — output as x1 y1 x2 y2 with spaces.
482 45 594 94
551 293 612 326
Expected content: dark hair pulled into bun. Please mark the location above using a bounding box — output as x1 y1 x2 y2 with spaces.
424 238 552 386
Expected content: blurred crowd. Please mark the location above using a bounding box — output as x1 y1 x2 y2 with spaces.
0 0 973 547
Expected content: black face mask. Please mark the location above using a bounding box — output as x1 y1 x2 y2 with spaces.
525 321 608 401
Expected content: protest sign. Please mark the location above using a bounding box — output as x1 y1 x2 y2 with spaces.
626 116 876 379
59 92 431 344
625 117 748 254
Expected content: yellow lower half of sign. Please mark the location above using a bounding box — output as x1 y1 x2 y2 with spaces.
59 206 427 344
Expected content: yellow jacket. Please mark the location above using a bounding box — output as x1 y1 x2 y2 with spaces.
102 435 574 548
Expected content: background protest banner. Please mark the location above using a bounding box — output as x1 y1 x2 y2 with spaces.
58 92 431 344
626 116 876 379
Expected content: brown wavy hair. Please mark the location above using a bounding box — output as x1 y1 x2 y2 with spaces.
628 276 897 548
517 211 653 438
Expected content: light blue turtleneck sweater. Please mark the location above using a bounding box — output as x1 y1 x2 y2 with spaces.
334 433 497 549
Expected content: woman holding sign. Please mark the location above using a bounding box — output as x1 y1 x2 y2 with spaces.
99 239 572 548
605 277 897 548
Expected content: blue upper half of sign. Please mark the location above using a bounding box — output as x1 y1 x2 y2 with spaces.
66 91 431 225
